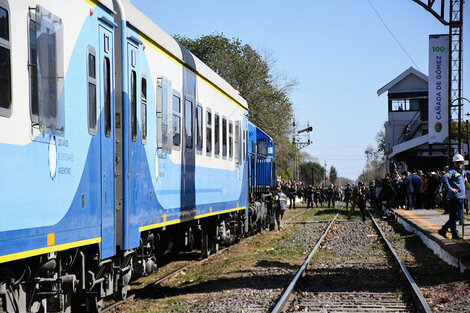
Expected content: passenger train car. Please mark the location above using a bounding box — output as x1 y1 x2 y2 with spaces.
0 0 276 312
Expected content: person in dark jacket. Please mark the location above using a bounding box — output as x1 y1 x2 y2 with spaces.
306 185 313 208
347 183 363 220
356 182 368 222
403 171 414 209
274 185 288 231
314 186 322 208
409 169 421 209
327 184 336 208
288 183 297 209
344 184 353 209
380 177 396 212
438 154 470 239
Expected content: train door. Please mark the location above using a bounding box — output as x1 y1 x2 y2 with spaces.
98 24 116 259
124 40 141 249
181 69 196 213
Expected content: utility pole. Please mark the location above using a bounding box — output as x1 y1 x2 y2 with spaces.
292 119 313 181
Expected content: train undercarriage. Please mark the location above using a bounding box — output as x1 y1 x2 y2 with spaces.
0 205 274 313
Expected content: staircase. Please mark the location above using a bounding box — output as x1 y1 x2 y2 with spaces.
398 111 421 144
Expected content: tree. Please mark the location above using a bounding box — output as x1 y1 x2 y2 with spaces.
329 166 338 185
299 161 325 186
358 126 386 182
174 33 297 179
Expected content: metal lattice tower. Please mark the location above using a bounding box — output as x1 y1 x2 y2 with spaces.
412 0 464 159
449 0 464 153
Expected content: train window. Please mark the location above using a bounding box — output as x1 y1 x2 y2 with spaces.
0 5 11 117
258 141 268 156
28 5 64 135
104 57 111 137
196 104 203 152
130 70 137 141
184 99 193 149
214 113 220 156
206 109 212 155
222 117 227 158
87 48 97 135
156 77 172 152
229 121 233 160
242 126 246 163
156 82 163 147
234 121 240 164
172 93 181 147
141 76 147 143
0 7 8 41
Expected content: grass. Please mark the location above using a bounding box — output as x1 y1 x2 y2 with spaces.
365 243 386 252
126 296 189 313
386 234 418 242
159 226 309 292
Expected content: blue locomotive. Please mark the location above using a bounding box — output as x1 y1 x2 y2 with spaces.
0 1 276 312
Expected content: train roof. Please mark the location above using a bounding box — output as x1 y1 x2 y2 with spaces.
96 0 114 12
117 1 248 110
248 121 273 143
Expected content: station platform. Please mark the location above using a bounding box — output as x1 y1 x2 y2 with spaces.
392 209 470 272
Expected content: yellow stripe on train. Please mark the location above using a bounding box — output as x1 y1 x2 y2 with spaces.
0 237 101 264
139 206 246 232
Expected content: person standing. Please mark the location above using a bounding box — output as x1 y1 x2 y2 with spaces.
440 166 450 214
344 184 353 209
356 183 368 222
347 183 361 220
306 185 313 208
314 186 322 208
380 177 396 213
288 183 297 209
327 184 336 208
403 171 414 209
369 180 377 209
410 169 421 209
274 185 288 231
438 154 470 239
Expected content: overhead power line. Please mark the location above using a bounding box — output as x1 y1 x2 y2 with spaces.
366 0 421 70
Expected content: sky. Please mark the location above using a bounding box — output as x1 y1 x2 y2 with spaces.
130 0 469 180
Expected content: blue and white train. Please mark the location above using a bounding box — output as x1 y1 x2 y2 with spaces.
0 0 276 312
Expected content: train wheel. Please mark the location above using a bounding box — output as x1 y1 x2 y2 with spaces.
86 297 103 313
201 226 211 259
210 236 219 255
116 285 128 301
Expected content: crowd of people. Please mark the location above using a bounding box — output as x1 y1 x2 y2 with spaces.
273 154 470 239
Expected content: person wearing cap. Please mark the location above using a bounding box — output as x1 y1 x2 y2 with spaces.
438 154 470 240
274 185 288 231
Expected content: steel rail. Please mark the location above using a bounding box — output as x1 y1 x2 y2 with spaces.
366 209 432 313
270 210 341 313
101 207 309 312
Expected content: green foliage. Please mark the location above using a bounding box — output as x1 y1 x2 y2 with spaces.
299 161 325 186
329 166 338 184
174 33 296 179
376 128 386 155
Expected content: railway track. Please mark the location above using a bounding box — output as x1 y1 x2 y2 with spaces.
98 208 309 313
271 208 432 313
